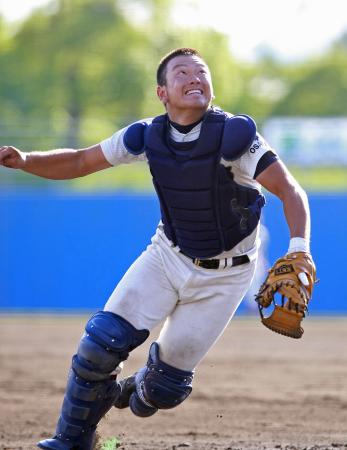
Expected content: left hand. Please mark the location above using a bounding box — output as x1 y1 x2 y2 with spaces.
255 252 317 338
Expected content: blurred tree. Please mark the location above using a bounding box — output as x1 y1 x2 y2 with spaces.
0 0 152 148
233 54 290 124
1 0 347 190
333 30 347 52
269 32 347 117
271 56 347 116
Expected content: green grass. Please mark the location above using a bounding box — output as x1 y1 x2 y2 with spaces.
70 162 154 192
290 166 347 192
1 165 347 193
100 437 120 450
68 165 347 193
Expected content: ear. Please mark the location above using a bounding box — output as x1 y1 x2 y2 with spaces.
157 85 168 105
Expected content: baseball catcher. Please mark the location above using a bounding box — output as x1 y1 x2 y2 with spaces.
0 47 318 450
256 250 317 338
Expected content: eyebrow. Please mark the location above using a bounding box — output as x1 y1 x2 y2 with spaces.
171 63 207 71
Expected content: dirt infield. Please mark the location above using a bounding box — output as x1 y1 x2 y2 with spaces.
1 315 346 450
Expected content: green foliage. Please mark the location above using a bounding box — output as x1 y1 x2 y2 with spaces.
0 0 153 149
0 0 347 192
271 53 347 116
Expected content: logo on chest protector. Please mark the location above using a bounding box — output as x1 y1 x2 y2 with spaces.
275 264 294 276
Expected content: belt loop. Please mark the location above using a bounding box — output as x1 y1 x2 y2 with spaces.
223 258 227 269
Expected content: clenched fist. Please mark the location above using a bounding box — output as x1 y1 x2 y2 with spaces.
0 146 26 169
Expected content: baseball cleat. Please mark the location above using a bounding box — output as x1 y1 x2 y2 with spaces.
37 432 96 450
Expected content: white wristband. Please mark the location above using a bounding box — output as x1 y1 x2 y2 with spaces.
287 237 310 254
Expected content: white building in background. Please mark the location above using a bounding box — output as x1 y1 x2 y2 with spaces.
263 117 347 166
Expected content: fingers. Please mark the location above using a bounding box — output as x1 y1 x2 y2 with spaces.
0 146 12 163
0 146 15 163
298 272 309 286
0 145 23 168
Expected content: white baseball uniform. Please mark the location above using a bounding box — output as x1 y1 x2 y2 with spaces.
100 118 277 371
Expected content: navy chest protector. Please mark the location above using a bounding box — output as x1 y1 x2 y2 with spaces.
124 109 265 258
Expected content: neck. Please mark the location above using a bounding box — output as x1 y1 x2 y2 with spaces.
167 109 207 126
169 117 202 134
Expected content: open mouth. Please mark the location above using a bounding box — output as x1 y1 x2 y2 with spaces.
185 89 203 95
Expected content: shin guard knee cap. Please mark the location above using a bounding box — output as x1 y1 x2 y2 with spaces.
73 311 149 381
131 342 194 416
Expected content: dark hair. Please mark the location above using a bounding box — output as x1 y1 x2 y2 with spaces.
156 48 202 86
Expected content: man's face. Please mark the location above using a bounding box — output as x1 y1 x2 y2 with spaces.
157 55 214 116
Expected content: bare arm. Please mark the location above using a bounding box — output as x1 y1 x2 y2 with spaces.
0 144 112 180
256 160 310 241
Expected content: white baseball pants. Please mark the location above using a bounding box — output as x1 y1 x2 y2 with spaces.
104 231 256 371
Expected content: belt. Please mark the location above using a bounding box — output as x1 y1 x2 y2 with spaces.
186 254 250 269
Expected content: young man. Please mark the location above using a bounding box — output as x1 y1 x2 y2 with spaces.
0 48 314 450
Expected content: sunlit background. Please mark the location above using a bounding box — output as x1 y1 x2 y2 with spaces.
2 0 347 62
0 0 346 312
1 0 347 190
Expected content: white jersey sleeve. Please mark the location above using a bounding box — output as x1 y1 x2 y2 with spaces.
100 118 153 166
222 132 277 190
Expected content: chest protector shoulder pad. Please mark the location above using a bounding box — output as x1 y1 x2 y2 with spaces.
123 112 256 160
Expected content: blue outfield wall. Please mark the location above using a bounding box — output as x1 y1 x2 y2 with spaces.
0 190 346 314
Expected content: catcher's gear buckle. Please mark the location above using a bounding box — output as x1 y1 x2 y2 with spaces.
194 259 203 267
231 198 251 231
193 258 220 269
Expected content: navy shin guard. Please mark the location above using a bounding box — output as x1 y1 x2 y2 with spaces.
129 342 194 418
37 311 149 450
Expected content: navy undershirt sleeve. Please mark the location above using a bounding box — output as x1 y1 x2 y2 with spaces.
253 151 279 179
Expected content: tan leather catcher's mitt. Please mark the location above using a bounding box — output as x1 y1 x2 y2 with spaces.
255 252 317 338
